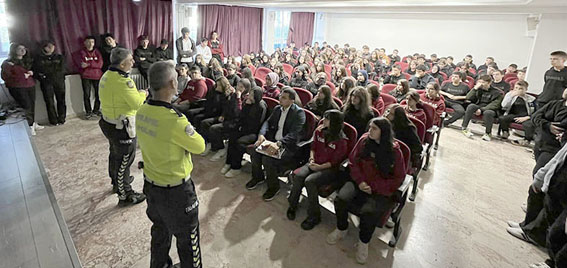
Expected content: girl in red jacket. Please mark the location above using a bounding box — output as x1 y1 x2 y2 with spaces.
327 117 406 264
403 90 427 126
1 43 43 134
208 31 224 63
420 82 446 126
287 109 349 230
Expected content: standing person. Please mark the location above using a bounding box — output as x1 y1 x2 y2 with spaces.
98 47 147 205
33 40 67 125
134 35 155 81
137 60 205 268
208 31 225 63
195 38 212 64
1 43 42 134
176 27 196 65
100 33 120 72
536 51 567 109
154 39 173 62
75 35 103 119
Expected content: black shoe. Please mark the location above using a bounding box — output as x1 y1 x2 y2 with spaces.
118 191 146 206
287 207 296 220
262 187 280 201
93 110 102 116
301 216 321 230
246 178 264 190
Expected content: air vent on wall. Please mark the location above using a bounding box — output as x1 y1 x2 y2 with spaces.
526 14 540 37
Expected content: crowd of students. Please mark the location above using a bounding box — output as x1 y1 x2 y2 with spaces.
3 26 567 266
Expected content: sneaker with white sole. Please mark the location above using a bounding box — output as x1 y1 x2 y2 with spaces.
462 129 473 138
220 164 231 174
482 134 492 141
355 240 369 264
225 169 242 178
522 203 527 213
529 262 552 268
506 220 520 228
506 227 534 243
200 143 211 156
326 228 347 245
210 148 227 161
30 126 36 136
33 122 45 130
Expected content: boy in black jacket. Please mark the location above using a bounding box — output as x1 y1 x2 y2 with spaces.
154 39 173 61
33 40 66 125
461 74 503 141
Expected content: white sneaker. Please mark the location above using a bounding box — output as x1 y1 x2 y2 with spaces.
33 122 45 130
506 220 520 228
462 129 473 138
225 169 242 178
355 240 369 264
326 228 347 245
200 143 211 156
210 148 227 161
482 134 492 141
220 164 231 174
522 203 527 213
30 126 36 136
529 262 551 268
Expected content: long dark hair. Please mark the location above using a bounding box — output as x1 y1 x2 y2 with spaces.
387 104 416 132
322 109 345 143
8 43 32 69
338 77 356 100
360 117 395 175
343 86 371 119
316 85 333 108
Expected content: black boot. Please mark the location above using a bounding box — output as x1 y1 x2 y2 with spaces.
118 190 146 206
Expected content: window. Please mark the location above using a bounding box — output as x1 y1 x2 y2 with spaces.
272 11 290 51
0 1 10 83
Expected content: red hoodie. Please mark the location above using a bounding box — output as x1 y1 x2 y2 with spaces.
179 79 207 103
1 60 36 88
372 97 385 115
311 127 349 167
404 106 427 126
419 92 445 125
348 133 406 196
74 48 103 80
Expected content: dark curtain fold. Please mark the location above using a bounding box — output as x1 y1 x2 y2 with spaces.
287 12 315 47
197 5 262 57
7 0 173 73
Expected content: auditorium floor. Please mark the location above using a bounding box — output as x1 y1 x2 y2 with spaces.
33 117 547 268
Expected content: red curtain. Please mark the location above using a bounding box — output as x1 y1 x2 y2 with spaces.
287 12 315 47
7 0 173 73
197 5 263 57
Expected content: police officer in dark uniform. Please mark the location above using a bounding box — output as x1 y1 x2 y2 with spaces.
33 40 67 125
137 60 205 268
99 47 147 205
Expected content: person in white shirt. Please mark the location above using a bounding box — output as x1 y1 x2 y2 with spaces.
195 37 212 64
175 27 195 64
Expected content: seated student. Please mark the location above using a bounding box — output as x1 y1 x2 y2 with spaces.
306 72 327 96
491 69 511 93
367 83 385 115
226 64 240 87
326 118 405 265
332 65 348 87
389 79 411 103
240 54 253 70
259 55 270 68
416 55 430 71
420 82 446 126
307 85 340 120
154 39 173 61
383 64 404 85
287 110 349 230
246 88 306 201
498 81 535 142
337 77 356 104
385 104 422 165
133 35 155 81
195 37 213 64
221 86 267 178
388 49 401 63
462 54 477 70
506 63 518 75
274 63 290 86
477 56 497 74
406 60 418 75
173 66 207 113
195 77 232 155
403 90 427 125
194 54 209 75
409 65 436 90
205 58 224 81
438 58 454 76
458 62 476 79
241 67 257 88
461 75 504 141
429 65 445 84
290 66 309 89
441 71 470 126
356 70 369 87
263 72 281 99
174 63 189 99
343 87 374 139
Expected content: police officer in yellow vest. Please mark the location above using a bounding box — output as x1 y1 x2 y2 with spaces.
99 47 147 205
137 60 205 268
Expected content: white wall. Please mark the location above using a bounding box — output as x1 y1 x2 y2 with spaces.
324 13 534 68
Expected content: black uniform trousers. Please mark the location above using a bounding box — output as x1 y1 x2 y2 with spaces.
547 208 567 268
462 104 497 134
39 79 66 124
247 144 296 191
81 78 100 114
144 180 202 268
99 119 135 199
8 86 35 126
498 114 535 141
288 165 339 219
444 100 466 125
226 133 257 170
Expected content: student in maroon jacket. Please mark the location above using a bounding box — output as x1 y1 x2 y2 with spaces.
403 90 427 126
208 31 224 63
327 117 406 264
173 66 207 113
1 43 42 133
287 109 349 230
75 36 103 119
419 82 446 126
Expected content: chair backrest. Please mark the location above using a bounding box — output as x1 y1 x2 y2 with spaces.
204 78 215 93
343 122 358 153
420 102 435 130
368 80 380 87
248 64 256 75
325 81 336 95
395 139 411 173
510 79 519 89
402 73 411 80
380 93 397 107
345 67 352 76
505 76 518 84
381 84 397 94
277 82 285 89
399 62 409 72
293 87 313 107
255 77 265 88
282 63 294 75
302 109 317 141
371 107 380 117
255 67 272 80
465 76 475 89
262 97 280 114
409 116 426 143
324 64 332 75
333 96 343 108
439 71 448 81
223 68 228 77
503 73 517 82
